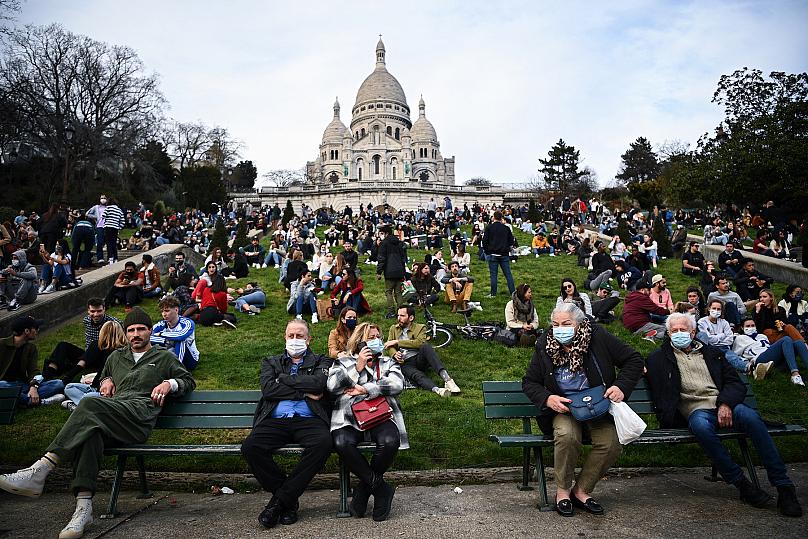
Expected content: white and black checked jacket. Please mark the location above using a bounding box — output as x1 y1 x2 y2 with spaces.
327 354 409 449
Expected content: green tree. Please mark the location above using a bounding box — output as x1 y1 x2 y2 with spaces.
616 137 659 185
282 199 295 225
615 217 631 245
230 160 258 189
179 165 226 209
538 139 584 196
527 199 542 223
651 213 673 258
209 218 229 254
231 219 249 251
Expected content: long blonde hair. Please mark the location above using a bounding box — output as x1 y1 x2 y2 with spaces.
345 322 381 355
98 321 127 351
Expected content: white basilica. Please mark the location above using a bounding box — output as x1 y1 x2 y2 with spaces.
306 38 455 186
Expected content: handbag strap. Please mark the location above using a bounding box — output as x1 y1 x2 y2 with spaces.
588 350 606 385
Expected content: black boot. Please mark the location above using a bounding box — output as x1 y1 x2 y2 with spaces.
258 496 282 528
777 485 803 517
350 480 372 518
371 476 395 522
736 477 772 508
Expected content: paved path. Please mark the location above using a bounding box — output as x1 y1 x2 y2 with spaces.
2 465 806 538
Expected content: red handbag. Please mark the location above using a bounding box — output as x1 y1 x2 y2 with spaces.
350 361 393 431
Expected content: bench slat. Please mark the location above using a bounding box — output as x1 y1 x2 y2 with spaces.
162 390 262 404
484 404 540 418
105 442 379 457
155 416 254 429
160 402 256 416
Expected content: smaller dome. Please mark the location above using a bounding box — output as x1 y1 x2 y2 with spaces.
411 95 437 143
322 98 348 143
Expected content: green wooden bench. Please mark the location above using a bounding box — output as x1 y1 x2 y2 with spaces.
483 377 806 510
0 385 22 425
102 390 375 519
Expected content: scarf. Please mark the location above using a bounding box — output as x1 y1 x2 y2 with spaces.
546 317 593 372
511 291 535 323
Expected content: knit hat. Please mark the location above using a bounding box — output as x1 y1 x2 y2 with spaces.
123 307 153 330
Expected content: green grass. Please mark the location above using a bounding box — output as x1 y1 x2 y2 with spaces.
2 227 806 475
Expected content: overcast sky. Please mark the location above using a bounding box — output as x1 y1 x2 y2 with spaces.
17 0 808 187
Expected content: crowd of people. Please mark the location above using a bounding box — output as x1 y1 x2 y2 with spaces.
1 195 807 536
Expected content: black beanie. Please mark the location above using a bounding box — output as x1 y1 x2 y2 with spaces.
124 307 153 330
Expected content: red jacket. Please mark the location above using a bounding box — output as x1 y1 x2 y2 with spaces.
622 291 669 332
193 279 228 313
330 278 372 314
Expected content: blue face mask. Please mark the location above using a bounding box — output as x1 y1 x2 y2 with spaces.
345 319 357 330
670 331 693 349
366 338 385 355
553 326 575 345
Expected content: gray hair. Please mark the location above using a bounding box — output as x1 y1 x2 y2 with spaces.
550 302 587 325
286 318 310 337
666 312 695 332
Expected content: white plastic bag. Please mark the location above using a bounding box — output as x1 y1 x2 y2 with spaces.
609 401 646 444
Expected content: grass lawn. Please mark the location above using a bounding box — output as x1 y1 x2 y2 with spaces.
2 227 806 476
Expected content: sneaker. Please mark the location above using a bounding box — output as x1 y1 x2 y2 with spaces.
61 400 78 412
737 477 772 508
295 314 303 320
550 253 556 257
535 254 539 258
485 294 496 298
8 299 20 311
754 362 773 380
444 378 461 394
311 313 319 324
222 319 237 329
435 387 451 398
248 305 261 314
213 322 223 327
777 485 803 517
59 499 93 539
41 394 66 406
791 374 805 386
38 285 46 294
0 463 50 497
42 284 55 294
225 275 237 280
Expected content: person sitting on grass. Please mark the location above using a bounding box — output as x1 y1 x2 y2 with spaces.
410 262 441 308
556 278 592 317
681 241 705 276
697 299 746 368
330 268 371 316
231 282 266 315
243 236 266 268
104 261 143 311
384 305 459 397
622 279 669 340
150 295 200 370
506 283 540 347
0 308 196 539
287 270 319 325
328 308 358 359
0 316 65 407
590 282 621 324
193 262 236 329
752 289 806 386
140 254 162 299
441 261 474 313
731 318 807 382
532 231 554 257
778 284 808 329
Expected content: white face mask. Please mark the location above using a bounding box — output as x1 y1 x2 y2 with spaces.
100 198 107 205
709 309 722 319
285 338 308 357
743 327 757 336
11 259 20 267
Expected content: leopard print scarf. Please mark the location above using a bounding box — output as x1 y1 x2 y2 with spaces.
546 317 593 372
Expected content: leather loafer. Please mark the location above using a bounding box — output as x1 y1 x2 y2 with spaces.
571 494 604 515
280 505 298 526
555 498 574 517
258 501 282 528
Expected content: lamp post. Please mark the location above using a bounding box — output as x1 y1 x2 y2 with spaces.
61 122 75 202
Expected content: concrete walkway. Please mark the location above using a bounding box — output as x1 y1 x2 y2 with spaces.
2 465 806 538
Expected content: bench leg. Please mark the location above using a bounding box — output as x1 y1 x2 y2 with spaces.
534 447 553 512
135 456 153 499
518 447 534 491
738 437 761 489
101 455 127 519
703 465 719 482
336 457 351 518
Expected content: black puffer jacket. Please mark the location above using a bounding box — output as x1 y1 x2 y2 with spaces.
377 235 407 280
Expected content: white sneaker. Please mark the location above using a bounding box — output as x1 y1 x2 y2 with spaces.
550 253 556 257
444 379 461 394
222 319 237 329
38 285 46 294
311 313 319 324
435 387 451 398
754 362 773 380
59 498 93 539
61 400 78 412
42 284 55 294
248 305 261 314
0 463 50 497
295 314 303 320
41 394 65 406
535 254 539 258
791 374 805 386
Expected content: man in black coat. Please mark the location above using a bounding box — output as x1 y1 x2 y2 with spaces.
646 313 802 517
377 226 407 319
240 319 333 528
481 211 516 297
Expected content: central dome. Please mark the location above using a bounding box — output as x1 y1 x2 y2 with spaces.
353 38 408 107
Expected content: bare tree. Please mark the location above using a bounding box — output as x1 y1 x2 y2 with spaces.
656 139 690 161
0 0 21 35
262 168 305 187
164 120 211 170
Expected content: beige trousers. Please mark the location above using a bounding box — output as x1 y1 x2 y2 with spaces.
552 413 622 493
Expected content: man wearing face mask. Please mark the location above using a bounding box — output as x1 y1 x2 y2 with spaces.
103 261 144 310
646 313 803 518
0 250 39 311
240 319 332 529
85 195 108 264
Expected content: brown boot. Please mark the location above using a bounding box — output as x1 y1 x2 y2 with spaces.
450 300 457 313
461 301 469 311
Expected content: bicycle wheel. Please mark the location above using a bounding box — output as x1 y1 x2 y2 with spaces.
429 328 453 348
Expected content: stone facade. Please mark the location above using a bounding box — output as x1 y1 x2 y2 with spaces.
306 38 455 186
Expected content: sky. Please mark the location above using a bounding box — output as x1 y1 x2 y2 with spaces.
15 0 808 187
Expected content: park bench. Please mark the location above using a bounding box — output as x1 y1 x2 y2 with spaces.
102 389 377 519
0 385 21 425
483 377 806 510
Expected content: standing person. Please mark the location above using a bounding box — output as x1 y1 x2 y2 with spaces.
384 305 459 397
85 195 108 264
328 322 407 521
328 308 359 359
150 296 200 370
240 319 333 530
0 250 39 311
481 210 516 297
38 203 67 253
522 303 644 517
71 215 95 270
646 313 803 517
1 316 65 407
102 197 124 265
0 308 196 539
376 225 407 319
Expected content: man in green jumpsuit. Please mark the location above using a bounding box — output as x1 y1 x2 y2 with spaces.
0 307 196 539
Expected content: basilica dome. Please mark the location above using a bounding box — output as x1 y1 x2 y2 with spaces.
354 38 408 107
322 98 348 143
411 96 438 143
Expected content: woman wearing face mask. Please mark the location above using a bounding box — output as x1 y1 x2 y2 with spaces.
38 239 76 294
778 285 808 329
327 322 407 521
328 308 358 359
696 300 745 366
731 318 806 384
522 303 644 517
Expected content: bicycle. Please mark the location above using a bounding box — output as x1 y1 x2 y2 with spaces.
422 305 501 348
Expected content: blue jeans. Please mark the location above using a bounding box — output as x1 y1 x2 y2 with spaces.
688 404 792 487
755 336 799 373
295 293 317 315
41 264 72 287
0 379 64 405
486 254 515 296
533 247 553 256
64 382 100 404
263 252 282 267
723 302 742 326
235 290 266 311
716 345 745 372
143 287 163 298
94 228 106 260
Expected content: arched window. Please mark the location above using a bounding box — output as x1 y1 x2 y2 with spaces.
395 128 400 140
373 155 380 175
420 170 429 182
387 126 392 136
356 158 364 180
358 168 363 180
335 150 339 160
361 128 366 138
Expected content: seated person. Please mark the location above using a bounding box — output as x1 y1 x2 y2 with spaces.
649 274 674 312
287 270 319 324
452 244 471 272
732 318 807 383
441 261 474 312
697 300 745 368
282 249 308 289
227 248 250 279
384 305 459 397
38 240 77 294
243 237 266 268
591 282 621 324
586 241 616 291
734 259 773 310
505 283 540 346
165 251 197 291
104 261 144 310
410 262 441 307
556 278 592 316
699 261 719 297
140 254 162 299
646 313 803 518
231 282 265 315
330 268 371 316
126 231 147 251
150 295 200 370
0 250 39 311
622 279 669 339
328 308 358 359
718 242 744 278
778 285 807 328
532 231 554 257
193 262 236 328
707 276 746 327
681 241 705 276
263 240 286 268
613 260 642 291
0 316 65 407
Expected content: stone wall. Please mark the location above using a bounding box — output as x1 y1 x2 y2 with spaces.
702 245 808 289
